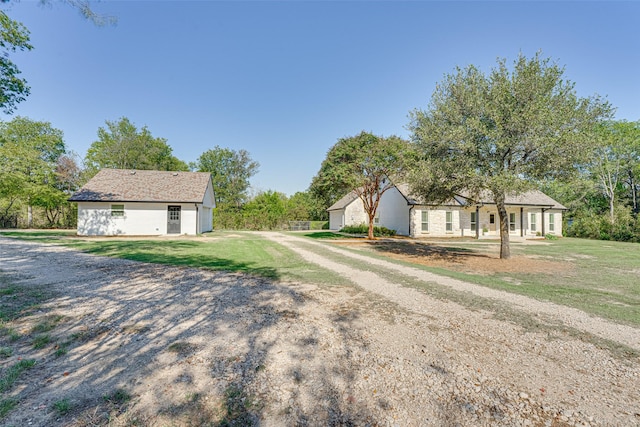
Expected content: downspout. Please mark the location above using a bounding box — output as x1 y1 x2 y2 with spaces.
409 205 414 237
195 203 199 235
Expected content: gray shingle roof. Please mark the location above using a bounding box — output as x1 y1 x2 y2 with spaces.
68 169 212 203
327 191 360 211
395 184 566 209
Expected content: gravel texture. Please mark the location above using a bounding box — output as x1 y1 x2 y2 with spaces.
0 234 639 426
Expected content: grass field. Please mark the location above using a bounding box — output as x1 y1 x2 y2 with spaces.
318 235 640 327
0 230 345 286
2 230 638 326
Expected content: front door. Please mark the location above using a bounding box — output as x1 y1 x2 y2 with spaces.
167 206 181 234
489 213 496 233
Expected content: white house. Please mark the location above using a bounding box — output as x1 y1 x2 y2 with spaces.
69 169 215 236
328 183 566 238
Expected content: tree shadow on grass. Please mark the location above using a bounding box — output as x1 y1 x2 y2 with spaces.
0 237 379 426
70 240 281 279
362 240 490 263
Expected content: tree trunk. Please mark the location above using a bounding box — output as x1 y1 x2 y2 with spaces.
629 171 638 215
27 204 33 228
495 195 511 259
609 195 615 224
367 211 375 240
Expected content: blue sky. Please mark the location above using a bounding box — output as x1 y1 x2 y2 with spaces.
3 1 639 196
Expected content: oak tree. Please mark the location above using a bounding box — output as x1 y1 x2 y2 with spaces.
409 52 611 258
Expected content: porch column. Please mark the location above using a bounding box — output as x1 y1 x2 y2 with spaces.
520 207 524 237
541 208 546 236
476 206 480 239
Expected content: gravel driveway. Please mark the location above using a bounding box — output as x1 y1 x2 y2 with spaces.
0 234 639 426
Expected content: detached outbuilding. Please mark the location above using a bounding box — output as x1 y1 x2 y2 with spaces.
68 169 215 236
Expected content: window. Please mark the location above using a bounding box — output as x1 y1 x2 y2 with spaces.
446 211 453 232
373 212 380 225
111 204 124 217
549 213 555 232
509 212 516 232
489 214 495 224
530 213 537 232
421 210 429 232
470 212 477 232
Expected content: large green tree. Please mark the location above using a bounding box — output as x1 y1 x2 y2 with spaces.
311 131 411 240
0 11 32 114
409 53 611 258
84 117 188 175
194 146 259 207
0 116 66 226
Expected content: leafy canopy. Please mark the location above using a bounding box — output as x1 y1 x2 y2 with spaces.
84 117 188 176
311 131 410 239
194 146 259 207
0 11 33 114
408 52 612 258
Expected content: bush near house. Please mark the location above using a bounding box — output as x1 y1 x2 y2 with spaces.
340 224 396 237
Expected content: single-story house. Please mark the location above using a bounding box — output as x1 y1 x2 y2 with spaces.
68 169 215 236
328 183 566 238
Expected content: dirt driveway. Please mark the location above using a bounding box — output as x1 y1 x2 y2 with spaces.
0 234 639 426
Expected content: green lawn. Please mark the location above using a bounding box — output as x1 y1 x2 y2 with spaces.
0 231 344 286
320 236 640 327
2 230 639 327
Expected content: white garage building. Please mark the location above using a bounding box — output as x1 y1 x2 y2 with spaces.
69 169 215 236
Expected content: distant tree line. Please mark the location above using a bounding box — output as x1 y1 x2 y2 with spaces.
0 116 326 230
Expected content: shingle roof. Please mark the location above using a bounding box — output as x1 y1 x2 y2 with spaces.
327 190 360 211
395 184 566 209
68 169 212 203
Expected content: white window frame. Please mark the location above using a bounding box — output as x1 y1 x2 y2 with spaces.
530 213 537 232
446 211 453 232
111 204 124 217
470 212 476 232
509 212 516 232
549 213 555 232
421 210 429 232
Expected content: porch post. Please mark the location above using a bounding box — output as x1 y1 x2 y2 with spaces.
541 208 546 237
476 206 480 239
520 207 524 237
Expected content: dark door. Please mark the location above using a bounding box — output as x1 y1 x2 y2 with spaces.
167 206 181 234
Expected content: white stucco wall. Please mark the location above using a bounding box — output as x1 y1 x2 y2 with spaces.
344 197 368 227
328 211 344 230
376 186 411 235
76 202 199 236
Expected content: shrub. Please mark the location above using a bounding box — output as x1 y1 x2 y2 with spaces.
340 224 396 237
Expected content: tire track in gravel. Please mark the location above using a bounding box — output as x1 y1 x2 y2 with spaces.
260 232 640 352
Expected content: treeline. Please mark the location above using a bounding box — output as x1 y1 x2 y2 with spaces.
543 120 640 242
0 116 326 230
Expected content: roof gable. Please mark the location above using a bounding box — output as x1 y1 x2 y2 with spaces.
68 169 213 203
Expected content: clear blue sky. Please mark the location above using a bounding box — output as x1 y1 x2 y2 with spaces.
3 1 639 196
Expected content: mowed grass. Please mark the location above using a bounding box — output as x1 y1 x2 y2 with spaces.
2 230 638 325
327 236 640 327
0 231 344 286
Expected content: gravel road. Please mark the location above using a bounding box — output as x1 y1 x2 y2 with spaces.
0 234 639 426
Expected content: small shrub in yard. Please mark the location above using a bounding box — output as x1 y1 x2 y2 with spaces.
340 224 396 237
545 234 559 240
